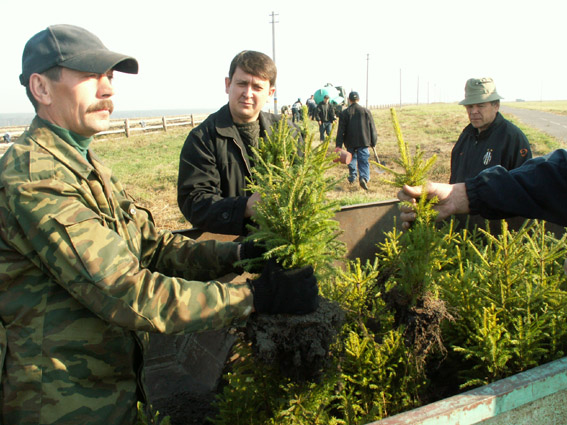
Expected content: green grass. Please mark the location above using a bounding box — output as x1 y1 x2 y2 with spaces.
94 127 188 230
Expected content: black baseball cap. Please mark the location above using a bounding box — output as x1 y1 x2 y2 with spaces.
20 24 139 86
349 91 360 101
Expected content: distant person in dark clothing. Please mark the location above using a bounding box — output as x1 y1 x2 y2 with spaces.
336 91 378 190
177 50 280 235
316 95 336 141
291 98 303 123
450 77 532 184
3 133 11 143
306 95 316 119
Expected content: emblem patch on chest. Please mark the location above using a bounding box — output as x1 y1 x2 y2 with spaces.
483 149 493 165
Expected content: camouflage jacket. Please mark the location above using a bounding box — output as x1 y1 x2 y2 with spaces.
0 117 253 424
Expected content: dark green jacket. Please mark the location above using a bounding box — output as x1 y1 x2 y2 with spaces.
0 117 253 424
177 104 282 235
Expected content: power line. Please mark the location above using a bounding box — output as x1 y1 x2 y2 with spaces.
269 11 279 113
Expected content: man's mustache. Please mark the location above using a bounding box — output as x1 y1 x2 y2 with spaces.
86 100 114 114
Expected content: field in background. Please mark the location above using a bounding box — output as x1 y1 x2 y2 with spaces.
505 100 567 116
93 103 562 231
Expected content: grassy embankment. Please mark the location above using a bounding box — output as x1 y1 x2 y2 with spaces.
93 102 562 231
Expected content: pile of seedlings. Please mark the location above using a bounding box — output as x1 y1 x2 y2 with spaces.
209 108 567 425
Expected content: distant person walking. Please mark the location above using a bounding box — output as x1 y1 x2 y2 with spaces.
292 98 303 123
450 77 532 183
336 91 378 190
316 95 336 141
306 95 316 120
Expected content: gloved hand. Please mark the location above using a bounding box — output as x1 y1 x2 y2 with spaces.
239 240 267 261
249 260 319 315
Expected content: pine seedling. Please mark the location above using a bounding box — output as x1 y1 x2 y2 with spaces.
374 107 444 306
374 108 437 188
373 107 439 226
238 117 345 275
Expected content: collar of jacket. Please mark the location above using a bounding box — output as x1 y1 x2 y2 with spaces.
214 103 276 171
215 103 274 138
27 116 111 181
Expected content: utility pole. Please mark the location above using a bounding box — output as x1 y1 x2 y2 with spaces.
399 68 402 109
366 54 369 108
270 11 279 113
417 76 419 105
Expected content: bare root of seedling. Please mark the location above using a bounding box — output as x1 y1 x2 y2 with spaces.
245 297 344 380
383 283 454 371
404 295 453 368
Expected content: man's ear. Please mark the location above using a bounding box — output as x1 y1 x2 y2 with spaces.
269 86 276 97
28 73 52 107
225 77 231 94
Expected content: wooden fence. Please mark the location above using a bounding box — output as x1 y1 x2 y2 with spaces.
102 114 208 138
0 113 209 142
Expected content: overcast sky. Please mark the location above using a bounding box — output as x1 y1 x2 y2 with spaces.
2 0 566 115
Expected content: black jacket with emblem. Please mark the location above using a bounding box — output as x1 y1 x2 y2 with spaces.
177 104 281 235
450 112 532 184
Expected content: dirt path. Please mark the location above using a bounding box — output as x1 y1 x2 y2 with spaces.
501 105 567 144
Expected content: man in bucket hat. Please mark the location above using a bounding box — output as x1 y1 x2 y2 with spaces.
0 25 318 424
450 77 532 183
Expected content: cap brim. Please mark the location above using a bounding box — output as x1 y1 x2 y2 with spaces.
61 49 139 75
459 93 503 105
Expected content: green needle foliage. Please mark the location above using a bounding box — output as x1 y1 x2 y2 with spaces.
439 221 567 388
238 117 345 274
211 111 567 424
372 107 445 307
374 108 437 188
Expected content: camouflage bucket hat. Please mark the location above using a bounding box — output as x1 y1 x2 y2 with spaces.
459 78 503 105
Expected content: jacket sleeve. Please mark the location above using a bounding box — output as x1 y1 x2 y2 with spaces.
315 105 322 122
368 110 378 147
177 128 249 235
336 111 347 148
466 149 567 226
4 172 253 334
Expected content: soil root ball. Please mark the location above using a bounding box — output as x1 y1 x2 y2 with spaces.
246 296 345 380
404 295 454 368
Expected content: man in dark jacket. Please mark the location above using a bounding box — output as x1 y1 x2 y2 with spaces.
336 91 378 190
177 50 281 235
316 95 336 141
450 78 532 183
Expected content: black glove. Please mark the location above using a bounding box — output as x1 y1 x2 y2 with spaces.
239 241 267 261
249 260 319 315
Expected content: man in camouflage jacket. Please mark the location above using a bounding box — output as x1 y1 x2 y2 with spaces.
0 25 318 425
